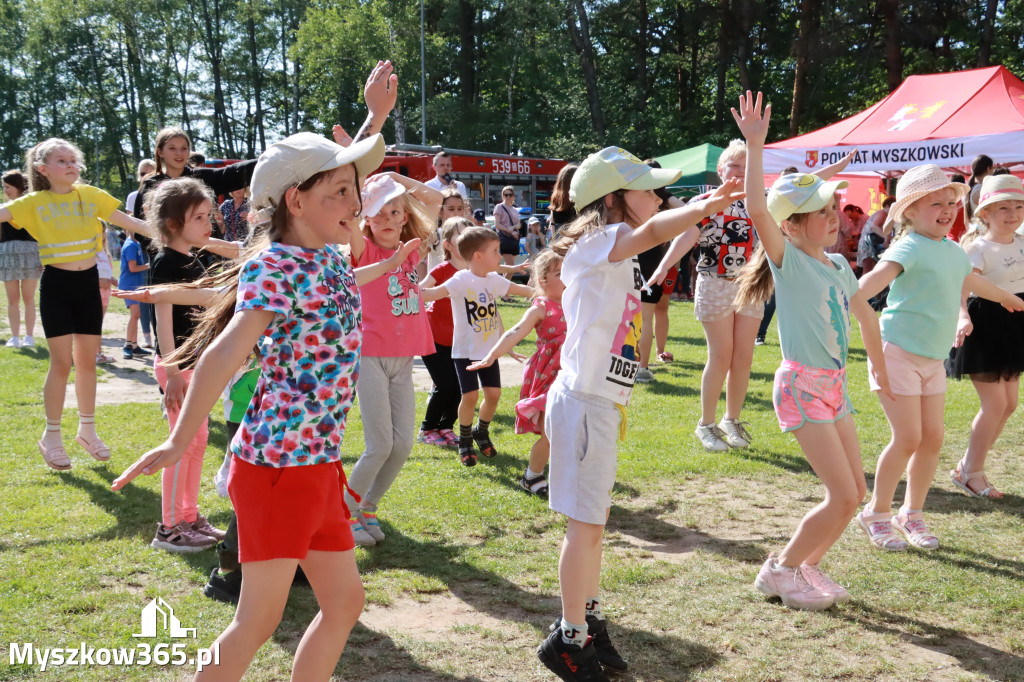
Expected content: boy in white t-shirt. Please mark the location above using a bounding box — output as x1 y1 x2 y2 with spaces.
423 227 534 465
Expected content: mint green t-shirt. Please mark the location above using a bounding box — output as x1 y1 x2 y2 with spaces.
768 241 858 369
878 232 972 359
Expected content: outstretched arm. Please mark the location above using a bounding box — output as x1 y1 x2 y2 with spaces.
421 284 450 302
112 286 220 306
354 239 421 286
467 305 544 369
651 227 698 284
814 150 856 180
965 272 1024 311
107 210 158 240
859 261 902 300
505 282 535 298
731 91 785 267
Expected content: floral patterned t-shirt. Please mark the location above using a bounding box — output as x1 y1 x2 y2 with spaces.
230 242 361 467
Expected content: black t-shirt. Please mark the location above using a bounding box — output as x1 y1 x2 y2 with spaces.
637 243 668 279
133 160 257 221
151 247 206 367
551 208 577 226
0 221 36 242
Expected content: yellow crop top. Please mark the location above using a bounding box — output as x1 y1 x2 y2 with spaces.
4 186 121 266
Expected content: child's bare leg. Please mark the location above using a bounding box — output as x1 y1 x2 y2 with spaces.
654 295 670 355
803 416 867 565
777 421 864 567
902 393 945 512
22 279 37 338
699 315 734 424
529 433 550 473
559 515 606 626
194 558 295 682
5 280 21 337
961 377 1018 495
867 393 923 514
479 386 501 422
72 334 101 442
638 301 656 368
126 304 140 345
724 314 759 420
41 335 74 448
457 389 479 427
291 550 364 681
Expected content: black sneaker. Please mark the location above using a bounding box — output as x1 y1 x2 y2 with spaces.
202 566 241 604
131 343 151 356
586 616 628 672
537 628 609 682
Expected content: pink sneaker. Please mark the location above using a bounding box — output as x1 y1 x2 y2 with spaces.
192 514 227 541
438 429 458 446
417 429 449 447
754 553 834 611
800 563 851 603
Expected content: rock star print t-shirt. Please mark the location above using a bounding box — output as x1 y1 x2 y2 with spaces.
230 242 362 467
443 269 511 360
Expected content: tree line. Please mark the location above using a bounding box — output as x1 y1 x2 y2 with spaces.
0 0 1021 196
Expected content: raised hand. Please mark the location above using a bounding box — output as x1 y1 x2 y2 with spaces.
701 177 745 216
731 91 771 145
364 60 398 120
332 125 354 147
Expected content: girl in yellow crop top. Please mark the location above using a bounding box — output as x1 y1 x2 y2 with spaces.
0 138 226 472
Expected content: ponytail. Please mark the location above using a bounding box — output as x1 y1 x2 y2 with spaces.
734 243 774 309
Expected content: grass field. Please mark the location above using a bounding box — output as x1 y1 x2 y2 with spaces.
1 286 1023 681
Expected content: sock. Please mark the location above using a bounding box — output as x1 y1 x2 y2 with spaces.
526 466 544 479
459 423 473 447
77 414 98 442
560 617 588 647
475 418 490 436
42 419 61 446
585 597 604 621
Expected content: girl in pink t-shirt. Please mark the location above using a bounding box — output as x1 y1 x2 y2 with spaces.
346 172 441 546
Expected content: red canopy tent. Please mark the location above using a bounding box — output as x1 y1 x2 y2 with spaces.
763 66 1024 212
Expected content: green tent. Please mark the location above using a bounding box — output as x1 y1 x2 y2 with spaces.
654 143 724 197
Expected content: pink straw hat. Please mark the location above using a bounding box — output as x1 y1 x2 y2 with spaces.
888 164 968 226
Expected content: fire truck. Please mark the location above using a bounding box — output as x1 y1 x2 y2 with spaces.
377 143 569 218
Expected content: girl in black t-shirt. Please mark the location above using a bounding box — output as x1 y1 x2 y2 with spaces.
0 170 41 347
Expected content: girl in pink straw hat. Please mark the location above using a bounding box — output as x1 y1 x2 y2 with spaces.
856 164 1024 552
946 173 1024 499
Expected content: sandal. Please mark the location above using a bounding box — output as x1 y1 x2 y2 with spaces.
950 458 1002 499
657 351 674 362
892 509 939 550
856 508 907 551
519 471 549 498
76 435 112 462
459 444 477 467
95 352 117 364
472 427 497 458
38 440 72 471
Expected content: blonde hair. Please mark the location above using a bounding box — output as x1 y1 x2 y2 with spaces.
152 127 191 175
717 139 747 174
137 158 156 180
362 192 434 244
551 191 638 256
531 249 562 296
894 186 959 242
25 138 86 192
144 177 216 246
440 217 472 261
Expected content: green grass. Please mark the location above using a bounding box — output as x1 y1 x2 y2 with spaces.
2 289 1023 681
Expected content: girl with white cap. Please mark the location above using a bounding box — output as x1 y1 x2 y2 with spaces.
856 165 1024 552
946 173 1024 499
734 92 891 611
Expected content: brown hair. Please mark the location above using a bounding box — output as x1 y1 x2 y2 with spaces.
2 169 28 196
551 191 639 257
531 249 562 296
456 225 500 261
433 150 451 163
153 127 191 175
440 217 473 261
734 213 810 309
361 191 434 244
550 164 578 212
143 177 216 246
164 168 348 368
24 138 85 192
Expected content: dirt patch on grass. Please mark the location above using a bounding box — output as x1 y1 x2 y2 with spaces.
358 593 513 643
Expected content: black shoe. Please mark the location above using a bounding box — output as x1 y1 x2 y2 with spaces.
202 566 241 604
586 616 628 672
537 628 609 682
122 346 133 360
131 343 151 356
471 426 497 458
293 565 309 586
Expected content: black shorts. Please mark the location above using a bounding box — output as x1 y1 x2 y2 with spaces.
39 265 103 338
499 234 521 255
453 357 502 393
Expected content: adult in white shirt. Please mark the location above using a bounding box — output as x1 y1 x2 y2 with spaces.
125 158 156 216
424 150 469 201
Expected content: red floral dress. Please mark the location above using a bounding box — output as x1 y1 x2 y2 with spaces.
515 297 566 434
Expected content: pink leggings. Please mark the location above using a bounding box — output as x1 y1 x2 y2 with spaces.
154 357 208 528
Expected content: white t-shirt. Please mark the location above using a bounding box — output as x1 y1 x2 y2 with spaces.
965 234 1024 294
559 223 643 405
444 269 511 359
425 176 469 201
126 190 139 216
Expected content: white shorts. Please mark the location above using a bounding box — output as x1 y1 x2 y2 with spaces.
694 273 764 322
544 378 622 525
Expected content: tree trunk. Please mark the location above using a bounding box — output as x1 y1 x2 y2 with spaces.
977 0 998 67
246 1 266 150
789 0 819 137
880 0 901 91
714 0 730 131
457 0 475 106
736 0 754 92
199 0 234 155
565 0 605 140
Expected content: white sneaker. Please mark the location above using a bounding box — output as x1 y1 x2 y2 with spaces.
718 418 752 448
21 335 34 347
754 553 834 611
213 455 231 498
635 367 655 383
350 518 376 546
5 337 18 347
694 422 729 452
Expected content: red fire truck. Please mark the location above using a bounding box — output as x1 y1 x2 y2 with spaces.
377 144 569 217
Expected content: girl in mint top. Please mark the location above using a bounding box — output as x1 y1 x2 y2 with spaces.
857 164 1024 553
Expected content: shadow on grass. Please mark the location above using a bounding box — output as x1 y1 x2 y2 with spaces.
915 544 1024 582
836 603 1024 681
724 445 815 475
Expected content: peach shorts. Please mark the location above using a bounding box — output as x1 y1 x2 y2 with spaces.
773 359 853 432
694 273 764 322
868 341 946 396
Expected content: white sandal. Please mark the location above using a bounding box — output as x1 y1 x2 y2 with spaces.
950 458 1000 499
856 508 907 551
892 509 939 550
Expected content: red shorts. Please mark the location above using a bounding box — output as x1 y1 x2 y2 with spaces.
228 456 355 563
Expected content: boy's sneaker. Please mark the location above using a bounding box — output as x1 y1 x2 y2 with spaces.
122 345 134 360
718 418 752 448
634 367 655 383
192 514 227 541
357 509 385 542
21 335 34 347
202 566 241 604
800 563 851 603
417 429 449 447
350 517 376 546
586 616 628 671
537 628 610 682
131 344 151 357
151 522 217 553
694 422 729 452
754 553 834 611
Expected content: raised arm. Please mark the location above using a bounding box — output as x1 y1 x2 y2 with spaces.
814 150 856 181
466 305 545 369
334 60 398 146
731 91 785 267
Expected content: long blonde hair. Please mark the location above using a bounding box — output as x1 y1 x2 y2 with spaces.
24 139 86 192
362 192 434 244
551 191 639 257
734 212 810 309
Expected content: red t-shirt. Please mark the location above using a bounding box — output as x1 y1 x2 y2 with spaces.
425 261 457 347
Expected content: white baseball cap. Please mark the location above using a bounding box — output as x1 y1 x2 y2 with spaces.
250 133 385 216
767 173 848 224
570 147 681 210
